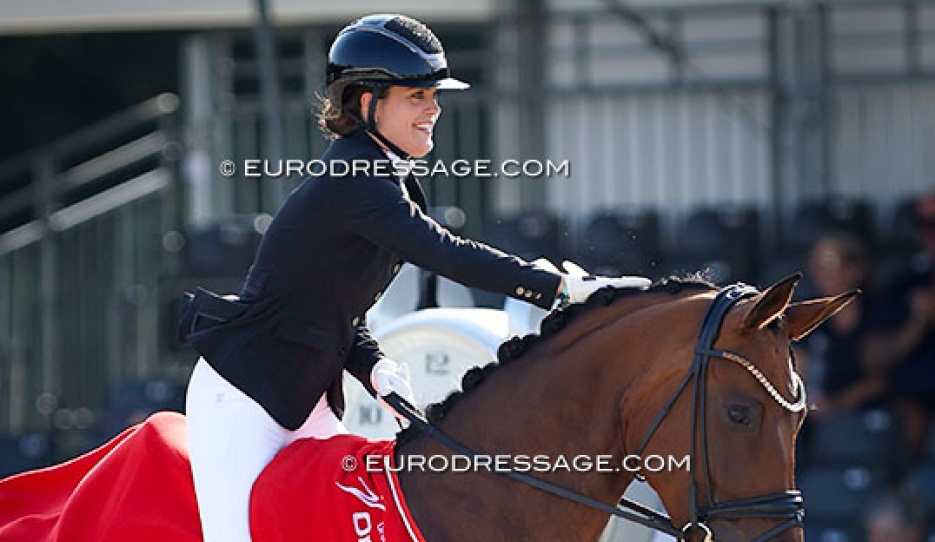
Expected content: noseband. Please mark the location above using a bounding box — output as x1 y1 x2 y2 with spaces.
387 284 806 541
632 284 806 541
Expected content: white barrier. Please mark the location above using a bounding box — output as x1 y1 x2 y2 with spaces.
343 307 509 438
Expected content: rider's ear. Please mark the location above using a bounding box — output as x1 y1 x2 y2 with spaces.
784 290 860 341
359 91 374 123
742 274 800 331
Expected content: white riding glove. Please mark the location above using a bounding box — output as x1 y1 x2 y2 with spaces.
370 358 416 422
558 260 652 306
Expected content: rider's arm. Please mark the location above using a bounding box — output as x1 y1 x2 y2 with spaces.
338 174 562 310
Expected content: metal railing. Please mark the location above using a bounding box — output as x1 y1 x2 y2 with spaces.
0 94 182 447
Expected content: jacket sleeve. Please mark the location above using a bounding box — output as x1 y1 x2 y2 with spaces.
344 322 383 397
338 175 562 309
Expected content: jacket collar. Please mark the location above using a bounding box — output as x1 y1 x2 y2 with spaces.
329 129 386 162
328 130 429 213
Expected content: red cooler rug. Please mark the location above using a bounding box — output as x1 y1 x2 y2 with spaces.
0 411 425 542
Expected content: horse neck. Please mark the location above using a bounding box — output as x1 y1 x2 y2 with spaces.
441 293 669 451
398 292 692 540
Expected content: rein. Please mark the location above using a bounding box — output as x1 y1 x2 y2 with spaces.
387 284 806 541
385 392 685 539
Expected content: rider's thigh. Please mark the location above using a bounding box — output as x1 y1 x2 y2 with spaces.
185 358 286 542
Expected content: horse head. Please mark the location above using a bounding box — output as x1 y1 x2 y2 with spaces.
627 274 856 541
396 274 856 542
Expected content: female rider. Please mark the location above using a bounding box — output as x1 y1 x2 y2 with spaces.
180 13 650 542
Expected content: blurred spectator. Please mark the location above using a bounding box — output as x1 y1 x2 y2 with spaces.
862 191 935 459
800 232 886 416
864 486 928 542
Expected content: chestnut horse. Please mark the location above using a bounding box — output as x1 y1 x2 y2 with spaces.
254 274 855 541
0 275 854 542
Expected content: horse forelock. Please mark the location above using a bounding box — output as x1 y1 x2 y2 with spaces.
395 275 717 445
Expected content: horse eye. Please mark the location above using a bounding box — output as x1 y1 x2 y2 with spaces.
727 405 752 427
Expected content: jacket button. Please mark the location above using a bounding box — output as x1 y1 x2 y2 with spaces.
351 317 360 326
515 286 525 295
374 292 383 302
392 263 401 274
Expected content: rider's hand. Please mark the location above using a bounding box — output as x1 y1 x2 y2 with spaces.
370 358 416 421
558 260 651 305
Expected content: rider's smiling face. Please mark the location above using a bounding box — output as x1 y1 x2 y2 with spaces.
361 86 440 158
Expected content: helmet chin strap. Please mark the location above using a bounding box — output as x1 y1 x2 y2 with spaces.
349 83 412 160
367 128 411 161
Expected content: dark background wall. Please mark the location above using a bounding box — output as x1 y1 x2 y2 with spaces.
0 32 181 160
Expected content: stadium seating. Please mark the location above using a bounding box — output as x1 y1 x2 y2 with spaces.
868 196 927 288
755 249 817 298
668 205 761 284
681 206 760 252
177 214 268 278
483 212 567 264
102 377 186 439
906 421 935 533
799 464 888 517
0 433 51 478
577 209 665 277
889 196 921 250
786 198 875 250
799 463 887 541
928 419 935 460
806 410 905 475
905 463 935 515
798 409 909 540
803 521 865 542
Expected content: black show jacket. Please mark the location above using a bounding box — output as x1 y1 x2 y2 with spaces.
185 130 561 430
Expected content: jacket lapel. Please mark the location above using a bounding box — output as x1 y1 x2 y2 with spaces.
403 175 428 214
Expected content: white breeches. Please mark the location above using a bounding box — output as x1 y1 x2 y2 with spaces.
185 358 347 542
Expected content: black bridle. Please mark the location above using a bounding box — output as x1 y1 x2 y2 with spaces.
386 284 806 541
630 284 806 541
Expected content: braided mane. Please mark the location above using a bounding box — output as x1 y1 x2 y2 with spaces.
396 275 716 444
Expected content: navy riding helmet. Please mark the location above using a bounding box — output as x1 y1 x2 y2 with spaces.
325 14 470 156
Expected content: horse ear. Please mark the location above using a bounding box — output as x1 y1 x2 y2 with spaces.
742 273 801 331
784 290 860 341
